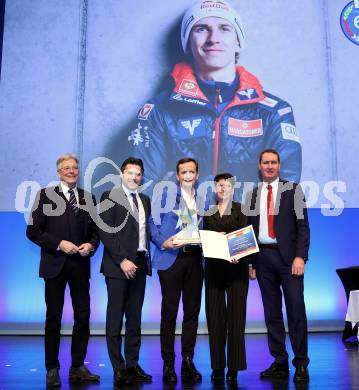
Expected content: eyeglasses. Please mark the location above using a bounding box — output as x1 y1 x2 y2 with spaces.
60 166 79 172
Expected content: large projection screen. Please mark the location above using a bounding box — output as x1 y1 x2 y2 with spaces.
0 0 358 333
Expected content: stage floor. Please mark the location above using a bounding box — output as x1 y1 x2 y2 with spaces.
0 333 358 389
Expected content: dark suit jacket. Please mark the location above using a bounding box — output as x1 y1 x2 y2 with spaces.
99 187 152 278
26 185 99 279
246 179 310 267
203 201 248 288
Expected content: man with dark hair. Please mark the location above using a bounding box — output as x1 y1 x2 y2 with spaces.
120 156 145 173
129 0 301 197
176 157 199 174
99 156 152 386
246 149 310 383
259 148 281 164
26 153 100 387
150 157 204 383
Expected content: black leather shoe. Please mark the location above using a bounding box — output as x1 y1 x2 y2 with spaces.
114 369 132 386
163 361 177 383
69 365 100 382
127 364 152 382
211 369 225 383
226 369 238 384
181 357 202 382
294 365 309 383
260 362 289 379
46 368 61 387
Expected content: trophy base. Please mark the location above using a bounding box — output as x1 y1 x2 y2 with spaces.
173 237 201 245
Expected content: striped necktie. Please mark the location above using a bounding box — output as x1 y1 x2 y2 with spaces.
68 189 79 214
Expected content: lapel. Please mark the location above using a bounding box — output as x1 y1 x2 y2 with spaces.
53 185 72 226
250 185 261 235
57 185 86 216
274 179 290 217
180 187 205 228
56 184 84 205
55 184 67 203
211 205 221 224
108 186 133 216
112 187 144 236
175 186 205 212
250 179 288 235
253 184 262 215
209 202 234 228
77 188 85 206
139 193 149 220
258 180 287 214
55 184 72 214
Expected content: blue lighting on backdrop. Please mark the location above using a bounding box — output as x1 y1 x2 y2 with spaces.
0 209 356 333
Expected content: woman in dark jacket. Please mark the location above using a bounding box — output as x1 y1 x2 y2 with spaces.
204 173 249 384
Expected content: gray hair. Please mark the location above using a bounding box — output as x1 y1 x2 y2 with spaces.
56 153 79 170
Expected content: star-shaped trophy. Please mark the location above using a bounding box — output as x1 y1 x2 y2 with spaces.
172 203 201 245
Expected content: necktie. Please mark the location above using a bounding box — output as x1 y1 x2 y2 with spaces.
68 189 79 214
131 193 139 221
267 184 275 239
131 193 140 250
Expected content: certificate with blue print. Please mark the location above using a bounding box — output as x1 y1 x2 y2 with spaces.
200 225 259 262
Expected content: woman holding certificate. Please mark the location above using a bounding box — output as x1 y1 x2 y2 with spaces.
203 173 249 384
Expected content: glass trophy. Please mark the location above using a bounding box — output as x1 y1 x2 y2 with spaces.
172 204 201 245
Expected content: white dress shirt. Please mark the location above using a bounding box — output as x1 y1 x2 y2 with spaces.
258 177 279 244
60 181 79 203
57 182 79 251
180 188 198 226
122 184 147 252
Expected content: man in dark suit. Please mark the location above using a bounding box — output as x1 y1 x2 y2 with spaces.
99 157 152 386
246 149 310 383
26 153 100 387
